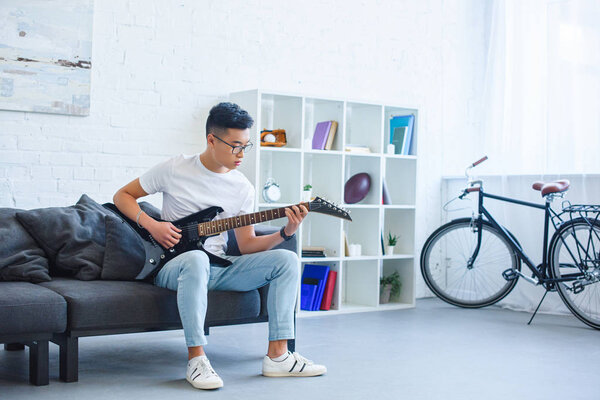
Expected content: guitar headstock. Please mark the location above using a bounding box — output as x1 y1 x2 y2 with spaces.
307 196 352 221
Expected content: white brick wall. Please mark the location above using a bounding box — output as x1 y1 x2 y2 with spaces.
0 0 489 297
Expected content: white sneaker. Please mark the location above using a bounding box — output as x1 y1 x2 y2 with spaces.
186 356 224 389
262 351 327 377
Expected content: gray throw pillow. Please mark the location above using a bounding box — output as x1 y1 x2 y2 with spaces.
101 214 146 280
0 208 51 283
16 194 111 280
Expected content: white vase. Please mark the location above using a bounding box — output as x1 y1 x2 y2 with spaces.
302 190 312 202
386 245 394 255
380 284 392 304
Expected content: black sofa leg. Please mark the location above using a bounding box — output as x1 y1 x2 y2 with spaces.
29 340 49 386
4 343 25 351
57 336 78 382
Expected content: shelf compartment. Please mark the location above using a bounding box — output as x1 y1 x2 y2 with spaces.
343 207 381 257
303 98 344 151
343 155 382 205
343 259 379 307
260 93 303 149
384 106 418 156
301 260 341 312
345 102 383 153
301 212 342 258
383 157 417 205
382 208 415 255
380 258 415 305
303 152 343 204
259 150 301 204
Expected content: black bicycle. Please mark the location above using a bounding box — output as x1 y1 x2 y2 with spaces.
420 156 600 329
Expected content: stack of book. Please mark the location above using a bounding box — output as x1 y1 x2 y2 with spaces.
312 120 339 150
389 114 415 155
300 264 338 311
302 246 326 258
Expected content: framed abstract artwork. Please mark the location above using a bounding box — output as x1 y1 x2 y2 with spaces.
0 0 93 116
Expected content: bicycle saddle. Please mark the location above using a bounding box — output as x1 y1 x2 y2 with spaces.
532 180 570 197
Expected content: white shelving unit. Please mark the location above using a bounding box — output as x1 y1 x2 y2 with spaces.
229 89 418 318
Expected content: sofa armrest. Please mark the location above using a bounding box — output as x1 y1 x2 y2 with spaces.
226 225 297 256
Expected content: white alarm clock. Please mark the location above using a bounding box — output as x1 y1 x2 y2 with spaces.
262 178 281 203
263 133 277 143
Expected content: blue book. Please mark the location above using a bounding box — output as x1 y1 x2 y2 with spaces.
301 283 318 311
302 264 330 311
390 115 415 155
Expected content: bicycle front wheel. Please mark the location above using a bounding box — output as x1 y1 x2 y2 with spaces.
549 218 600 329
420 218 521 308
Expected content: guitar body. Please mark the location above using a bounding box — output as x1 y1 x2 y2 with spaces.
103 204 232 281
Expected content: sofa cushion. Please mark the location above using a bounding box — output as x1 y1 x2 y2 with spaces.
101 215 146 280
39 278 261 331
16 194 112 280
0 282 66 335
0 208 51 283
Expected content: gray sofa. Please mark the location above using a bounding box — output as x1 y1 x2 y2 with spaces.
0 200 297 386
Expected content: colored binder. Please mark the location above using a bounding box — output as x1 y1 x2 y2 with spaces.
301 277 319 311
320 270 338 310
302 264 330 311
389 115 415 155
312 121 332 150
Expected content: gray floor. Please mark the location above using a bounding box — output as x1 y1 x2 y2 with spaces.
1 298 599 400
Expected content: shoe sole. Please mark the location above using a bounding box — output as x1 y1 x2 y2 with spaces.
186 376 224 390
262 369 327 377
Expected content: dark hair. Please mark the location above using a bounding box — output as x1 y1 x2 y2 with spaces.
206 102 254 137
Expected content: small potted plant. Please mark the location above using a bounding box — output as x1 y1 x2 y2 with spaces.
386 232 399 255
302 184 313 202
380 271 401 304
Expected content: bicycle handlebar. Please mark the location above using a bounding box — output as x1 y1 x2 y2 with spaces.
461 156 488 197
471 156 488 168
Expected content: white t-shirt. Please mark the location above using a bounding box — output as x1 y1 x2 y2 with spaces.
138 153 255 256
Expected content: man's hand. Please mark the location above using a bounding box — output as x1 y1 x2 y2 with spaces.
147 220 182 249
283 204 309 236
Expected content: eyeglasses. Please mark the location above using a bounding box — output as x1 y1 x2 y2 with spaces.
212 135 253 154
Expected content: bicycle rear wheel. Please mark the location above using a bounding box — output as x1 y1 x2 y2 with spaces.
549 218 600 329
420 218 521 308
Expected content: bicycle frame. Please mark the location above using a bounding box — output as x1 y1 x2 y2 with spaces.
467 187 564 287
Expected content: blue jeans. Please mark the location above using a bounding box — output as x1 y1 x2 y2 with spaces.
154 248 299 347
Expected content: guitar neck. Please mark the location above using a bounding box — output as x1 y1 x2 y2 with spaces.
197 203 307 236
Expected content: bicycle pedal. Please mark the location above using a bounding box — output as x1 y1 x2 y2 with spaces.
572 281 584 294
502 268 519 281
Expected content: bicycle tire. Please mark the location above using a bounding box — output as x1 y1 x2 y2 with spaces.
549 218 600 329
420 218 521 308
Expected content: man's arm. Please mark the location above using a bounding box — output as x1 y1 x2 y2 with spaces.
234 204 308 254
113 178 182 249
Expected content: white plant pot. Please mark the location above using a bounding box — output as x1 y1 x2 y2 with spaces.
302 190 312 202
386 245 395 255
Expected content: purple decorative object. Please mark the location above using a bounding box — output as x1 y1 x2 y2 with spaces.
344 173 371 204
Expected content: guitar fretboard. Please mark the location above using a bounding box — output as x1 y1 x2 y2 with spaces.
198 203 305 236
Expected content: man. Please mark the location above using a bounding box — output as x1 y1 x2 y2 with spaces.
113 102 326 390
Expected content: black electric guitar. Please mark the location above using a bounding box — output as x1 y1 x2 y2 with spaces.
104 197 351 281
